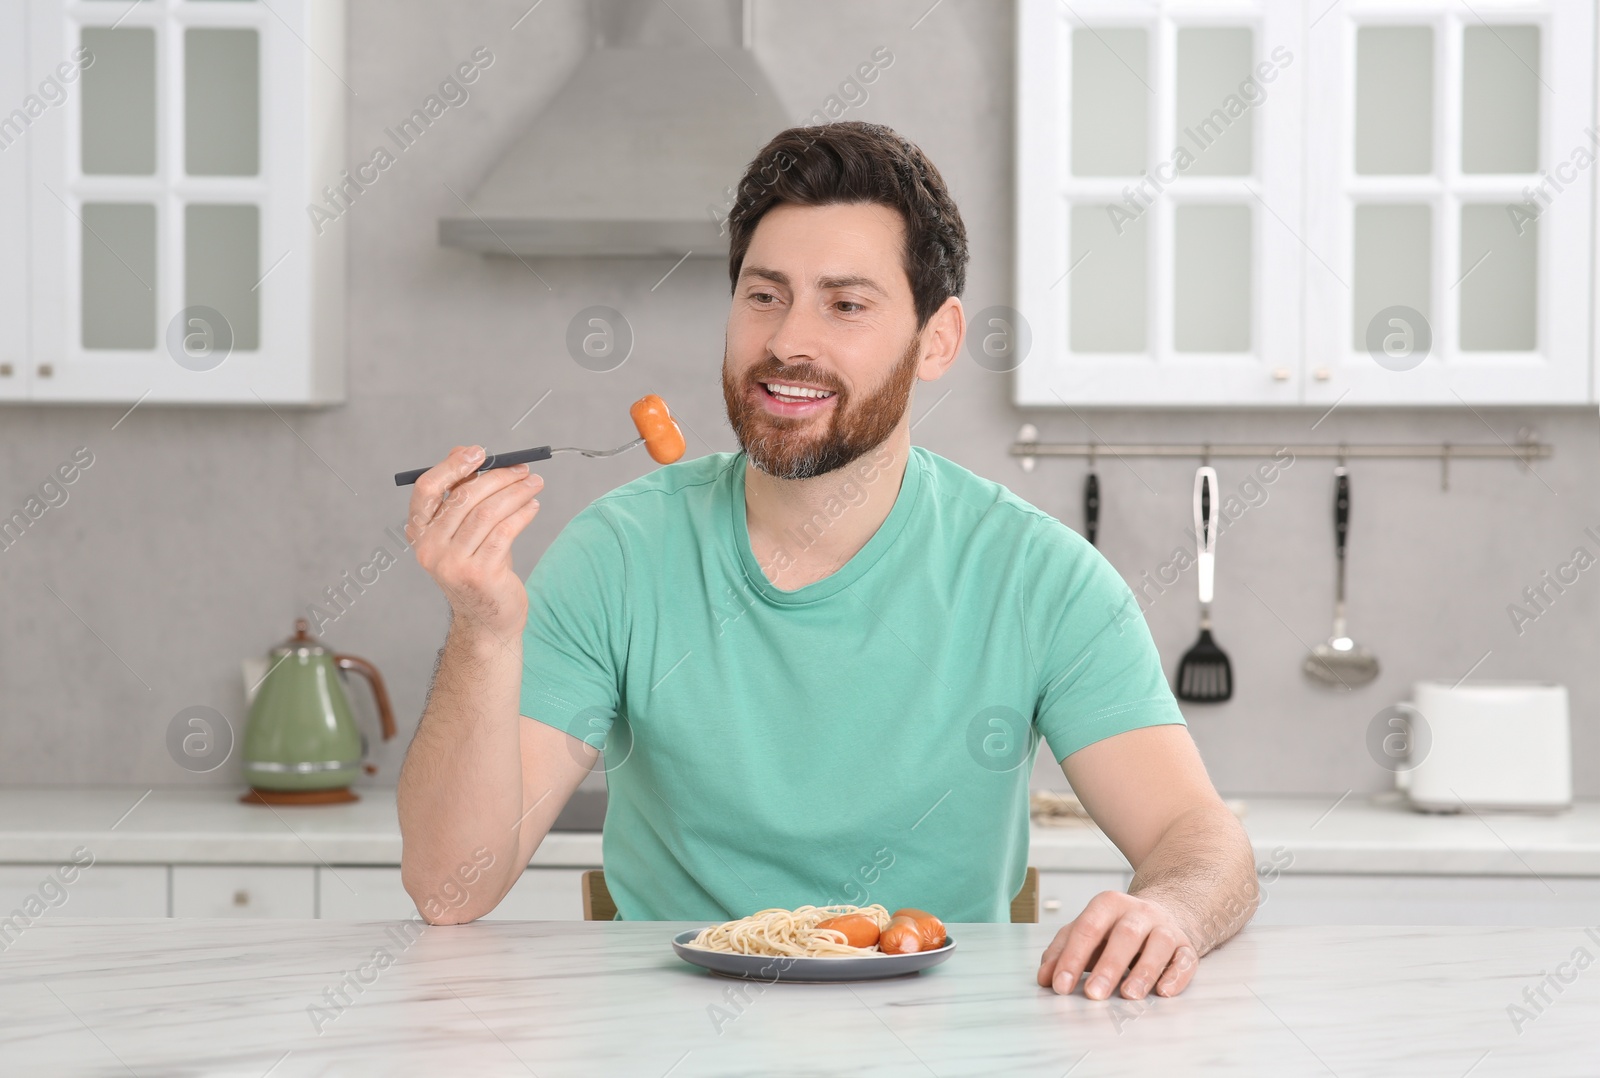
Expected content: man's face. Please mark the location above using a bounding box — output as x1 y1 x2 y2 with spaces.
722 201 924 481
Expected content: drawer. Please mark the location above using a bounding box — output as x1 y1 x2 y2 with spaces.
171 865 316 918
0 863 167 919
1035 871 1131 920
1252 874 1600 927
319 867 587 921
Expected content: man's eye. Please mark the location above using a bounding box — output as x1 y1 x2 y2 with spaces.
749 291 777 304
836 301 864 313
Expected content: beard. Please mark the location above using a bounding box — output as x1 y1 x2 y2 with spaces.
721 332 921 481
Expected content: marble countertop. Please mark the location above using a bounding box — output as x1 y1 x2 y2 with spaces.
3 786 1600 875
2 918 1595 1076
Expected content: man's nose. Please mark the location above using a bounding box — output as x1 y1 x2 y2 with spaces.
765 295 826 363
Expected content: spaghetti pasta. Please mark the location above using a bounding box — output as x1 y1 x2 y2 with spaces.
687 904 893 958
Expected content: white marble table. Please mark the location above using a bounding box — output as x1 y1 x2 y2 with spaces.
2 919 1596 1076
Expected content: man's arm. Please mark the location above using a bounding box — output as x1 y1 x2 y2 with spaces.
394 444 596 924
396 620 596 925
1034 724 1257 1000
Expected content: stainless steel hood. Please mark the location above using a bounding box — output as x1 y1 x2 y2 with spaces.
439 0 790 258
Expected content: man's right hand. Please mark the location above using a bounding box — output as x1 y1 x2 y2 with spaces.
407 445 545 639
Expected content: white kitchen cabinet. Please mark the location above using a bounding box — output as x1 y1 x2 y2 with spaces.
0 864 167 918
1036 871 1131 921
317 867 587 921
0 10 30 401
1252 873 1600 927
13 0 346 405
1016 0 1596 407
171 865 315 918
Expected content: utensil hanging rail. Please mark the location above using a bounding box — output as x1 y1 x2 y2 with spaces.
1009 426 1552 490
1008 440 1551 462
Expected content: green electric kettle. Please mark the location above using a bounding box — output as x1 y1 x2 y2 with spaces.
240 619 396 805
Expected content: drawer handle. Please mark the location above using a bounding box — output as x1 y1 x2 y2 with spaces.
233 889 250 907
1043 899 1061 912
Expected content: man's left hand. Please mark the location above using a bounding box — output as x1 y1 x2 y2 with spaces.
1035 890 1199 1000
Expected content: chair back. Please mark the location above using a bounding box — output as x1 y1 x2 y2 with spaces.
581 868 618 921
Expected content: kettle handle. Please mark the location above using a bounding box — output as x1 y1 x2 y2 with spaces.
334 654 397 741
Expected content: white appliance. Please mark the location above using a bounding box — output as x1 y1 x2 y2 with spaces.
1393 681 1571 813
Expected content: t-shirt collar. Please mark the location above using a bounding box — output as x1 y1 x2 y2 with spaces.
729 444 925 605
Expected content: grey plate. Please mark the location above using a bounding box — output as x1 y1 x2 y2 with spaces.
671 929 956 983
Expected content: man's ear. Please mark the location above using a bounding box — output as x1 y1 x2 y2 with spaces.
917 296 966 380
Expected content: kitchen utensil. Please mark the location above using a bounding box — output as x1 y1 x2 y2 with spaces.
1176 466 1233 702
1390 681 1571 812
670 930 957 982
1084 470 1100 546
396 442 630 486
1304 466 1380 687
239 619 396 805
395 392 685 485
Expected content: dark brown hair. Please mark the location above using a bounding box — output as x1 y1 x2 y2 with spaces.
725 122 968 330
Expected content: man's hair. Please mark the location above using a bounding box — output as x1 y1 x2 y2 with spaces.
725 122 969 330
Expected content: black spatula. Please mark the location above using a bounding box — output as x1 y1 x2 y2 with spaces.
1176 466 1232 703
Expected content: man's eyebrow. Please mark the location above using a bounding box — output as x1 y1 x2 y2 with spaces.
740 265 790 287
739 265 887 296
818 274 886 295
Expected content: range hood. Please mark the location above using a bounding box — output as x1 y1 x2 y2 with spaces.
439 0 790 258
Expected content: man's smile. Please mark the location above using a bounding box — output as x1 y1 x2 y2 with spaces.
753 379 841 416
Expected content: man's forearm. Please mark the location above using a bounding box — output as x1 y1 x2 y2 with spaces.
1127 803 1259 957
396 617 526 921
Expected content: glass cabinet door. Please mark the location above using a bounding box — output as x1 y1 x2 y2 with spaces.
1304 0 1592 405
1016 0 1304 406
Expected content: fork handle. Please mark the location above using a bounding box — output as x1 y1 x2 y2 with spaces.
394 445 554 487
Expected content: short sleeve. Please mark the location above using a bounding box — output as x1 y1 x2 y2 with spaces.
519 500 628 741
1024 513 1187 762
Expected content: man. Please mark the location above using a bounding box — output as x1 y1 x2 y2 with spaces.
397 122 1257 1002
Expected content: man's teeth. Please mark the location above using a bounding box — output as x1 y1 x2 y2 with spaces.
763 382 836 400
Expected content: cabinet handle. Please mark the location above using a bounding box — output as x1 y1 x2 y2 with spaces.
233 889 250 907
0 363 11 377
37 363 53 378
1043 899 1061 912
1314 367 1331 381
1271 367 1289 381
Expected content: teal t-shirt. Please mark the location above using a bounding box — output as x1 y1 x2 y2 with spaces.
519 444 1185 922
